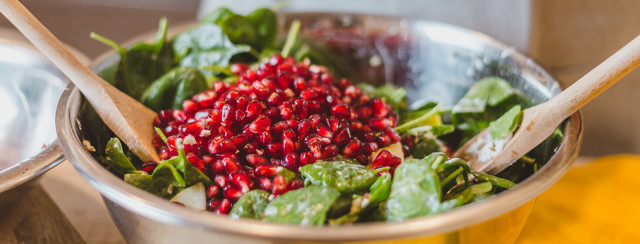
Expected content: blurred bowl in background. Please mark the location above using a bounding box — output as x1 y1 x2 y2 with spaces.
56 13 582 243
0 33 69 208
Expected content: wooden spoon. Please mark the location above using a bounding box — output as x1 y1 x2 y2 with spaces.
454 35 640 175
0 0 159 162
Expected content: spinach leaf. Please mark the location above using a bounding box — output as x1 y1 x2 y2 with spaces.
358 83 407 112
407 124 455 137
300 158 384 194
92 18 176 99
489 105 522 141
411 138 443 159
263 186 340 225
330 172 393 225
202 7 236 25
140 67 208 111
124 161 186 199
246 8 278 49
395 104 442 133
165 138 212 187
229 190 270 219
451 77 528 145
104 137 137 176
220 15 258 47
385 154 444 221
173 23 251 79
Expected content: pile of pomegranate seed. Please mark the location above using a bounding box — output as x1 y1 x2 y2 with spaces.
152 54 403 214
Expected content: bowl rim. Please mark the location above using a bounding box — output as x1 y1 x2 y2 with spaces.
0 38 66 195
56 12 583 242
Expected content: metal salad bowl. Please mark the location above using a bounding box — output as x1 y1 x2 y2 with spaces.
0 37 67 209
56 13 582 243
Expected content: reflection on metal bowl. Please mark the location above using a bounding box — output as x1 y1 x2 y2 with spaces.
0 37 67 208
56 13 582 243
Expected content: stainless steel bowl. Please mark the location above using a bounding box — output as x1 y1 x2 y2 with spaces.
0 37 67 208
56 13 583 243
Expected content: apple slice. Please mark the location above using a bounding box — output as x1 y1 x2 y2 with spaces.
170 182 206 211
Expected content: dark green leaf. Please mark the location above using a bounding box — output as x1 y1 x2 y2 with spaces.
411 138 443 159
173 23 251 78
246 8 278 48
229 190 270 219
104 138 137 176
165 138 212 187
140 67 208 111
263 186 340 225
488 105 522 142
126 161 186 198
472 171 516 189
221 15 257 46
300 159 380 194
202 7 237 25
407 124 455 137
385 155 444 221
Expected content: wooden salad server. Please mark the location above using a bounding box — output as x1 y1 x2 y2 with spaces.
0 0 160 162
454 35 640 175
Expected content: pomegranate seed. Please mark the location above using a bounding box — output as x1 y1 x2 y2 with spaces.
207 185 220 199
369 118 389 131
257 132 273 145
249 115 271 133
214 174 228 188
229 171 251 193
334 128 352 145
224 186 244 202
283 153 299 170
272 175 288 195
222 157 241 173
246 154 267 166
266 143 282 157
321 144 339 159
281 129 296 141
330 104 351 119
316 123 333 138
297 119 312 140
173 110 187 123
363 142 379 154
342 140 363 157
245 100 262 120
221 104 234 126
279 102 294 120
300 151 316 165
370 98 388 118
255 165 282 177
259 177 272 191
288 178 304 190
182 100 199 114
282 138 296 155
208 138 236 154
230 63 248 75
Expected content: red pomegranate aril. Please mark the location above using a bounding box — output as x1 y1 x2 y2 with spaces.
267 91 284 106
355 154 368 165
297 119 312 140
235 95 249 110
279 102 294 120
300 89 317 100
207 185 220 199
369 117 389 131
316 123 333 139
230 63 248 75
330 104 351 119
221 104 234 126
224 186 244 202
377 135 392 147
293 77 307 91
266 143 282 157
263 107 279 121
299 151 316 165
246 154 267 166
358 107 372 120
194 111 210 120
321 144 339 159
370 98 388 118
208 138 236 154
173 110 187 123
179 121 203 135
280 129 296 141
344 85 358 98
186 153 204 170
222 157 241 173
307 100 320 114
288 178 304 190
255 165 282 177
259 177 272 191
218 126 234 138
252 80 272 98
283 153 299 170
342 140 363 157
216 198 232 214
206 199 219 212
363 142 379 154
242 142 257 154
249 115 271 133
214 174 228 188
363 132 376 142
257 131 273 145
229 171 251 193
272 175 288 196
182 100 199 114
272 121 290 135
245 100 262 119
282 138 296 155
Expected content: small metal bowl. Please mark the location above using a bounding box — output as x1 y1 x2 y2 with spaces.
0 37 67 208
57 13 582 243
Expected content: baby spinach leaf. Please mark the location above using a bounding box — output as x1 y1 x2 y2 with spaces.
92 18 176 99
124 161 186 198
263 186 340 226
246 8 278 49
104 137 137 176
123 173 152 190
173 23 251 79
407 124 455 137
229 190 270 220
332 172 393 225
165 139 212 187
488 105 522 141
300 159 382 194
385 155 443 221
202 7 236 25
358 83 407 112
395 104 442 133
411 138 443 159
140 67 208 111
220 15 258 47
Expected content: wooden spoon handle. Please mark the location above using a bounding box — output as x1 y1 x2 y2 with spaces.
0 0 160 162
544 35 640 123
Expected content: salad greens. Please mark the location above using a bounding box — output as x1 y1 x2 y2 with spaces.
83 7 565 225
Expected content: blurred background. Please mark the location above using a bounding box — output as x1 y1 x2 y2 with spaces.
2 0 637 156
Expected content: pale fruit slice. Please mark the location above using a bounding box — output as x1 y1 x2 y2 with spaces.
170 182 206 211
369 142 404 166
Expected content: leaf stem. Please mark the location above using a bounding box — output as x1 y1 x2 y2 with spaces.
281 19 301 57
395 103 442 133
90 32 126 55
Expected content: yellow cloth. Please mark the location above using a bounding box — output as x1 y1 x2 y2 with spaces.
516 155 640 243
